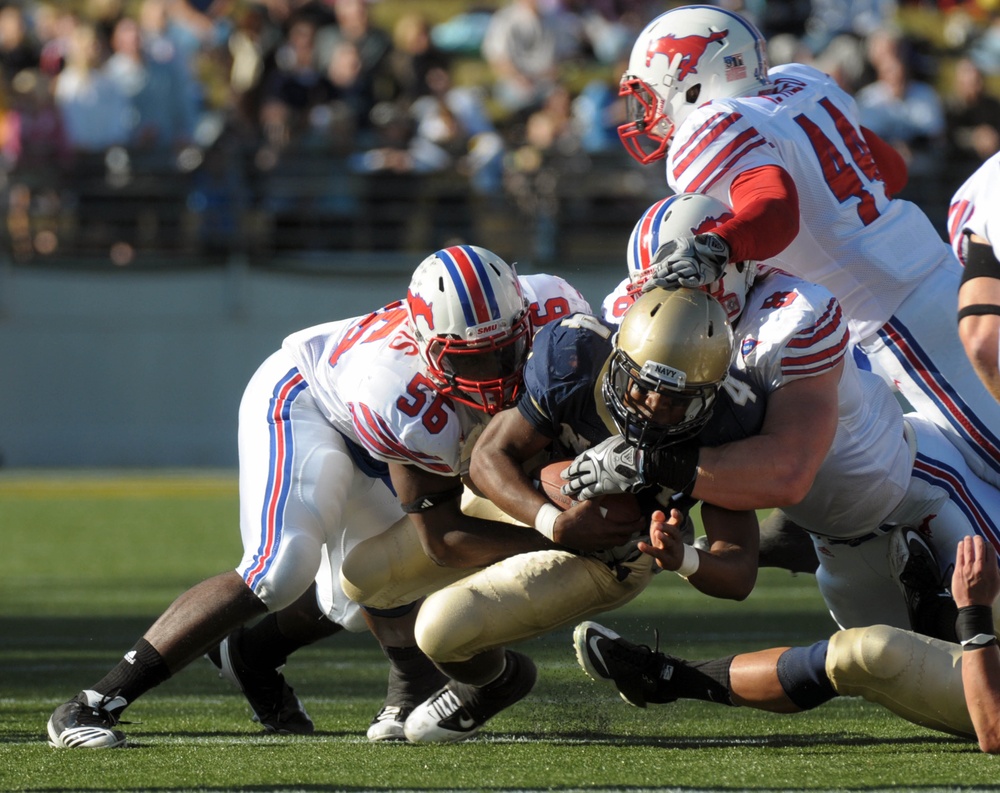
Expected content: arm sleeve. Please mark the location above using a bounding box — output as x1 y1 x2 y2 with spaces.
861 125 908 198
713 165 800 263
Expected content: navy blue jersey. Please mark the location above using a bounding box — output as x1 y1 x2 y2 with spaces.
518 314 616 455
518 312 768 492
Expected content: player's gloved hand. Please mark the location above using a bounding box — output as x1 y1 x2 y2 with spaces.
561 436 647 500
563 435 702 500
641 232 730 291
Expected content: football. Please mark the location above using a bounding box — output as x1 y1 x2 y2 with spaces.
532 459 643 523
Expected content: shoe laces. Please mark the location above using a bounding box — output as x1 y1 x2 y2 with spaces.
372 705 406 723
604 629 663 675
77 693 127 728
427 687 468 722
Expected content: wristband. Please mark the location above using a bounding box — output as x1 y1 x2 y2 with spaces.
956 605 997 649
675 543 700 578
534 503 560 542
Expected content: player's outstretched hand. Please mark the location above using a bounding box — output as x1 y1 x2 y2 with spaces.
642 232 730 290
637 508 687 572
953 535 1000 608
562 435 645 500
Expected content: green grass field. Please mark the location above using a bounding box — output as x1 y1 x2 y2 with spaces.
2 471 997 792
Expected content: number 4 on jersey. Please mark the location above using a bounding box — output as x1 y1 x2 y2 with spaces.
795 98 882 226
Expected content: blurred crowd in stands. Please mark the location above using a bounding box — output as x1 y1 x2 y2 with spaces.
2 0 1000 264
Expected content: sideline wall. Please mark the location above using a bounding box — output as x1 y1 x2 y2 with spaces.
0 257 611 467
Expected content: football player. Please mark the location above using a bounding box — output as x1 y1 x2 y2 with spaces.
46 245 611 749
617 5 1000 493
342 287 767 744
949 152 1000 403
567 193 1000 639
575 534 1000 754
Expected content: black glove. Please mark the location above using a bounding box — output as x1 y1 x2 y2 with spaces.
643 439 700 494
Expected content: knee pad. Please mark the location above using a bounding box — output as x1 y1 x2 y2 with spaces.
246 534 323 612
776 641 837 710
827 625 974 739
827 625 910 691
414 586 484 664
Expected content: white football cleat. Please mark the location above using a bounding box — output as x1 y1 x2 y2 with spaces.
366 705 409 742
403 651 536 744
47 690 127 749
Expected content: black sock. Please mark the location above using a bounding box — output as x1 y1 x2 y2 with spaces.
238 613 301 671
383 644 445 702
90 638 171 711
663 655 736 706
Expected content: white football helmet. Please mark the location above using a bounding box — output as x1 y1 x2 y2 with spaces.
619 5 771 163
406 245 531 415
627 193 758 321
604 287 734 449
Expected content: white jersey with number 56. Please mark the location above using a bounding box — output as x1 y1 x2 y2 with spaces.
281 273 591 477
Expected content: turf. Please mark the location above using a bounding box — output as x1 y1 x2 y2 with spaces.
2 471 997 793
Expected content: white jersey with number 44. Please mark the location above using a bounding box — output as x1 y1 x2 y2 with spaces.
668 63 955 343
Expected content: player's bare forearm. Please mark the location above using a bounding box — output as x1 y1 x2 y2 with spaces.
639 506 758 600
691 370 840 510
688 504 759 600
953 535 1000 752
391 458 552 569
469 409 550 526
469 407 554 528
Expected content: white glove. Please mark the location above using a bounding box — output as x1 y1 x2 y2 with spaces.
641 232 730 291
561 435 647 501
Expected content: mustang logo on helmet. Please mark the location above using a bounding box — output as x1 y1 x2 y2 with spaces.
407 289 435 331
644 29 728 79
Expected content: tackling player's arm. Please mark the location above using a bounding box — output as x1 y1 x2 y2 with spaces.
639 505 759 600
690 362 842 510
470 408 644 552
389 462 554 569
952 534 1000 754
957 232 1000 402
712 165 799 263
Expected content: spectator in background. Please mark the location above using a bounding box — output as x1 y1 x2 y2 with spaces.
562 0 639 65
3 69 72 262
323 37 377 144
385 12 451 104
855 29 946 183
258 14 334 149
137 0 206 143
105 15 196 160
33 3 76 76
226 2 282 133
350 65 504 195
53 22 129 154
0 4 40 81
801 0 899 58
481 0 579 118
945 56 1000 186
315 0 392 98
5 68 71 172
